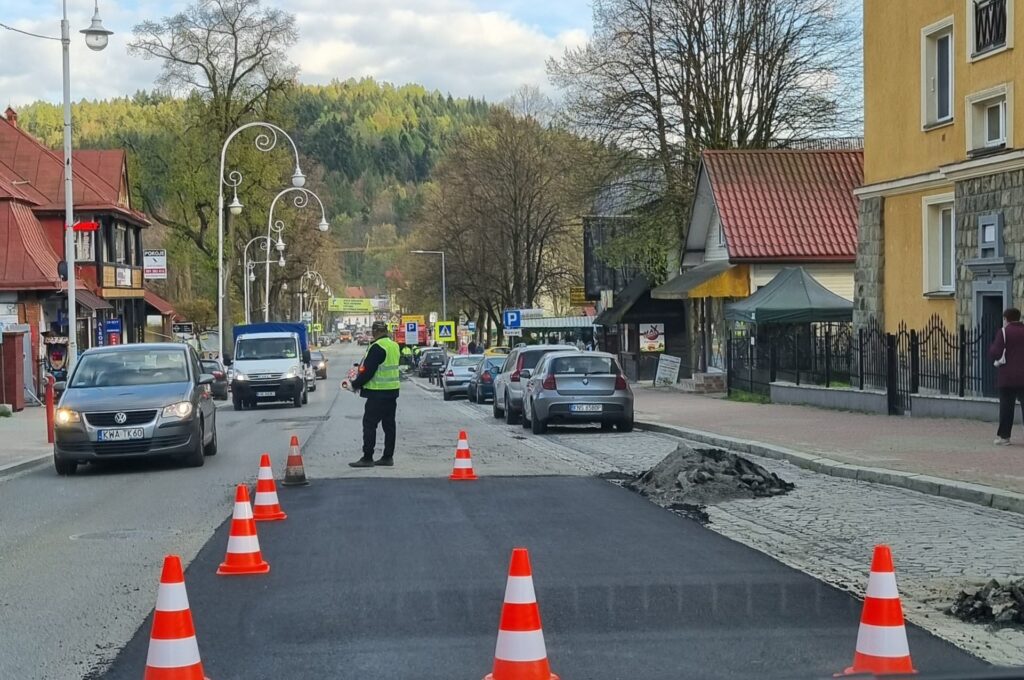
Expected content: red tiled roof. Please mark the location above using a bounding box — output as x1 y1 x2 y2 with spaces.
344 286 366 298
144 289 177 316
702 149 863 262
72 149 125 199
0 200 61 290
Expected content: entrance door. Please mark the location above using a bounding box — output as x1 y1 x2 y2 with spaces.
979 294 1004 398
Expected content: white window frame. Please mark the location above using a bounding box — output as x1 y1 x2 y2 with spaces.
967 0 1014 61
921 193 957 295
965 83 1013 152
921 17 956 129
114 224 127 264
74 229 94 261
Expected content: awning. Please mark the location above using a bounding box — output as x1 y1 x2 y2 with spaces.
651 261 749 300
594 275 650 326
144 289 176 317
520 316 599 330
75 288 113 311
725 267 853 324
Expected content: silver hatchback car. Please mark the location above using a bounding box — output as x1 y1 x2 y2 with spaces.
520 351 634 434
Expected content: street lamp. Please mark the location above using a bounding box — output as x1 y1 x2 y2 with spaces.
263 187 329 321
411 250 447 322
241 235 282 324
2 1 113 369
217 122 304 358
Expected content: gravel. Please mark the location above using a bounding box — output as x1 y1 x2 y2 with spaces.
624 444 795 506
947 579 1024 628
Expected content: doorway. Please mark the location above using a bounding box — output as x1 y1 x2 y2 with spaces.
979 293 1005 398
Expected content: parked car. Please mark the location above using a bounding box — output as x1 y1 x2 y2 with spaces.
441 355 481 401
52 343 219 475
417 348 447 378
492 344 577 424
520 351 634 434
200 358 229 400
310 350 328 379
484 346 511 357
467 356 505 403
356 333 370 346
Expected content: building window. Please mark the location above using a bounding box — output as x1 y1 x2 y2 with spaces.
922 194 956 294
922 18 955 127
114 224 127 264
74 230 94 261
978 212 1004 259
126 228 137 266
966 84 1012 152
973 0 1008 55
717 222 725 246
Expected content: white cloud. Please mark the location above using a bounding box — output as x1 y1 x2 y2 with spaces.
0 0 590 107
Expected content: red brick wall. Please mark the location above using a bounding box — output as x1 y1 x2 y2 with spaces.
18 298 42 388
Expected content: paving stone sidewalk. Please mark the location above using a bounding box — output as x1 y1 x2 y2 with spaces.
632 386 1024 495
0 405 51 476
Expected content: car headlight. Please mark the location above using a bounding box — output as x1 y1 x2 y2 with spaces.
232 372 248 382
162 401 194 419
318 362 326 368
55 408 80 425
285 365 303 379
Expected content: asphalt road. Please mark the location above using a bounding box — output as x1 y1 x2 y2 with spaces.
0 344 988 679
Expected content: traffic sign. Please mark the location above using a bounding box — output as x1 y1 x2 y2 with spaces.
429 311 438 324
301 311 313 323
504 328 523 337
171 322 194 336
434 321 455 342
467 321 476 331
405 321 419 345
503 309 521 329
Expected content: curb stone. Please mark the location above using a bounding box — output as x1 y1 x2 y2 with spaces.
637 420 1024 516
0 454 50 479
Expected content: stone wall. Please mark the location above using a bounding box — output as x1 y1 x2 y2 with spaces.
854 196 885 330
955 169 1024 327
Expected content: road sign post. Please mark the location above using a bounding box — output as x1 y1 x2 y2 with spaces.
405 321 420 345
503 309 522 330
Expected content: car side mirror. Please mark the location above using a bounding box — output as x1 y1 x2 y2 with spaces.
223 356 233 366
302 350 311 364
199 374 215 385
519 369 533 380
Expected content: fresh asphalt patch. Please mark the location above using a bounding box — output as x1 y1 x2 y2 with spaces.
99 477 984 680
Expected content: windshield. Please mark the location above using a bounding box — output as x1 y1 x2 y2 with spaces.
310 352 324 362
550 356 615 375
235 337 298 360
522 349 567 369
71 349 190 387
484 358 504 371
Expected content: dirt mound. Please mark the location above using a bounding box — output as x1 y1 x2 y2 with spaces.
947 580 1024 628
624 445 794 506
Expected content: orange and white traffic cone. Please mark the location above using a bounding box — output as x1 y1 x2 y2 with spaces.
253 453 287 522
485 548 559 680
449 430 478 481
838 545 916 676
144 555 208 680
281 434 309 487
217 484 270 576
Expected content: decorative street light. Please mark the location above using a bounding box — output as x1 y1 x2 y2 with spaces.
262 188 329 321
217 122 305 358
3 1 113 369
411 250 447 322
241 235 284 324
298 269 330 325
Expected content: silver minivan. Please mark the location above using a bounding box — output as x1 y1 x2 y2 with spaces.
492 344 576 424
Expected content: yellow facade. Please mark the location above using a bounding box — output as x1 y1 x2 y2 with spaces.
865 0 1022 184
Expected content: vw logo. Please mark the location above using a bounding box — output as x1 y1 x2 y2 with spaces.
113 412 128 425
582 378 589 385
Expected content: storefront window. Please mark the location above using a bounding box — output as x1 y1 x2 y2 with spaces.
115 224 127 264
76 317 91 354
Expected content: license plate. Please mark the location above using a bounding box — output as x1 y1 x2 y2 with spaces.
98 428 145 441
571 404 603 413
257 391 276 397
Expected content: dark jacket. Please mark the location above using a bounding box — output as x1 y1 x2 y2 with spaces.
988 322 1024 388
351 342 399 399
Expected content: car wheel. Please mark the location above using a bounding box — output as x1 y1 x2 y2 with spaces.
184 420 206 468
531 406 547 435
233 394 244 411
468 387 476 403
294 390 303 408
505 396 519 425
53 452 78 476
617 419 634 433
204 421 218 456
492 393 503 418
443 389 453 401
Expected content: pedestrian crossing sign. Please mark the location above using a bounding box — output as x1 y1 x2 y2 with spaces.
434 321 455 342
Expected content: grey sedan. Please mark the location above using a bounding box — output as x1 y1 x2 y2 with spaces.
521 351 634 434
53 343 218 475
442 355 483 401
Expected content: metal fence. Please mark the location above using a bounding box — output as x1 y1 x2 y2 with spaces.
726 316 999 414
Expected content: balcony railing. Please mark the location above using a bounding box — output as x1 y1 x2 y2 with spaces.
974 0 1007 55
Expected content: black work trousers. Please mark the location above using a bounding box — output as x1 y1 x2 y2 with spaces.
997 387 1024 439
362 397 397 459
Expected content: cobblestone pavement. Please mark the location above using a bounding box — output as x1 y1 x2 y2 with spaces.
431 384 1024 665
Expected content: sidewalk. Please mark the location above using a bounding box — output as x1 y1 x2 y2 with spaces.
632 385 1024 510
0 406 52 476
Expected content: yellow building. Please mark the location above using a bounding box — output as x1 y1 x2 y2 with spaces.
857 0 1021 333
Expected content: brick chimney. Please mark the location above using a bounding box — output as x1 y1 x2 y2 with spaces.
4 107 16 128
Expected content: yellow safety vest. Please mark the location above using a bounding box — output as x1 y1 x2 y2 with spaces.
363 337 401 391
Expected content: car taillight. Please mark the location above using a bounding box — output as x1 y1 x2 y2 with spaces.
446 370 454 377
615 374 628 390
542 374 556 390
510 356 525 382
482 372 492 383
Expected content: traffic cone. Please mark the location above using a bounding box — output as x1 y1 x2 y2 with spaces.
485 548 558 680
449 430 478 481
838 545 916 676
281 434 309 487
253 453 287 522
144 555 207 680
217 484 270 575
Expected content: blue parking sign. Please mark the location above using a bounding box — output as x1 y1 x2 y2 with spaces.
503 310 521 329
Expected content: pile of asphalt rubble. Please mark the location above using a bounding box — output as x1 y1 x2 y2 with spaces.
947 580 1024 627
624 444 795 506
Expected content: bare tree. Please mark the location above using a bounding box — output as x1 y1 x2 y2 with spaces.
503 85 556 126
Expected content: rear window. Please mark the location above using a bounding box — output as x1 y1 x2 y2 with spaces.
450 356 479 367
201 360 220 372
521 348 569 369
550 356 616 375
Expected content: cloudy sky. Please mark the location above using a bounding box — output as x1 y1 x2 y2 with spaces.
0 0 593 107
